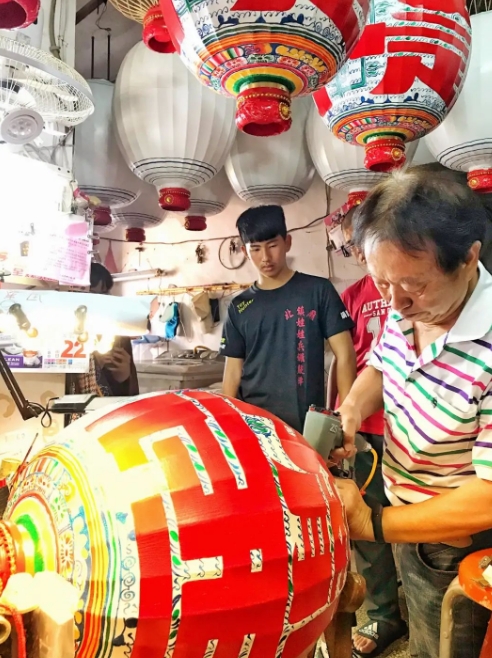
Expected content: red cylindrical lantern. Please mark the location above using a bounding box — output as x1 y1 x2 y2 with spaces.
2 391 349 658
314 0 471 172
184 216 207 231
109 0 174 54
125 227 146 242
159 0 370 137
0 0 39 29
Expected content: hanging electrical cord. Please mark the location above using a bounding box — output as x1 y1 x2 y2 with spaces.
218 238 247 270
101 209 329 247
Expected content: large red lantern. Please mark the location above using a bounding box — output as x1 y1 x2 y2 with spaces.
314 0 471 172
1 391 349 658
159 0 370 137
0 0 39 28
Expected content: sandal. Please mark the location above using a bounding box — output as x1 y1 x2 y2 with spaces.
352 620 408 657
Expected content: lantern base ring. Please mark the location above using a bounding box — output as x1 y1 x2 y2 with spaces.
159 187 191 212
184 216 207 231
467 169 492 194
364 137 406 173
143 6 175 54
236 85 292 137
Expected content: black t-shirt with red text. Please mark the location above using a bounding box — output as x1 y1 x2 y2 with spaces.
220 272 354 432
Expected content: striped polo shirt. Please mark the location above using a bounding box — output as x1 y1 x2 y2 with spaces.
370 262 492 506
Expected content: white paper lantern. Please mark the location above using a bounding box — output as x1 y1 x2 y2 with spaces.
176 169 232 231
111 180 165 242
425 12 492 193
225 97 315 207
74 80 141 214
113 45 237 213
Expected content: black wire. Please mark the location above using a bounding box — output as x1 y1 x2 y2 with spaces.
100 213 327 247
218 238 247 271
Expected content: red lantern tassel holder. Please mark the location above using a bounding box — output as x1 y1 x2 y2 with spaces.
0 0 39 29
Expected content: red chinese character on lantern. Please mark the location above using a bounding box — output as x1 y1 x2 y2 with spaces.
298 376 304 386
307 310 317 321
298 365 305 375
285 309 294 321
298 341 305 352
349 1 470 106
297 352 305 363
297 318 305 328
297 306 305 316
297 329 305 340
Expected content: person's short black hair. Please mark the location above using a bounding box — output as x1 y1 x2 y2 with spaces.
352 171 487 274
90 262 114 291
236 205 287 245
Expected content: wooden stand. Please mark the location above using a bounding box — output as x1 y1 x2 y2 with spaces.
303 572 366 658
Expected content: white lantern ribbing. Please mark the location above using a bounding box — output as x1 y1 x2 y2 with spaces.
225 98 314 207
111 180 165 243
176 169 232 231
425 12 492 193
113 44 237 213
74 80 141 223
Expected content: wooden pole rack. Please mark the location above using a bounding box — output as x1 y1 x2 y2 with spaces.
137 283 251 296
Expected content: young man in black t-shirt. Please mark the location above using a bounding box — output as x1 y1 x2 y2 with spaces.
220 205 356 433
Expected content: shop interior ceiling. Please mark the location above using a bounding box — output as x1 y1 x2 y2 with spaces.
75 1 140 81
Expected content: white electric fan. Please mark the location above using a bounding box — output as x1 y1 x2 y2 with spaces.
0 35 94 145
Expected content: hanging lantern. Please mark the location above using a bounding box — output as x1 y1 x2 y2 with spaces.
425 11 492 193
0 0 39 29
114 45 237 214
177 169 232 231
226 97 314 206
314 0 471 172
109 0 174 54
2 391 349 658
111 179 166 243
158 0 370 137
74 80 141 214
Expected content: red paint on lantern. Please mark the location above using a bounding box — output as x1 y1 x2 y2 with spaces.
317 0 471 172
0 0 39 28
143 5 175 54
467 170 492 195
236 86 292 137
126 227 146 242
159 187 191 211
185 216 207 231
93 207 112 226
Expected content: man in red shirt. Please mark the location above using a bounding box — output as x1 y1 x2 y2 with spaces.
329 208 407 657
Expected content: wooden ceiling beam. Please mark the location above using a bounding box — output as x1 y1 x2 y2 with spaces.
76 0 107 25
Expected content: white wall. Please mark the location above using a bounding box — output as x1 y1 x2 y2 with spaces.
119 177 364 353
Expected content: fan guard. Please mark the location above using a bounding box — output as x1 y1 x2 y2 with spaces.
0 35 93 143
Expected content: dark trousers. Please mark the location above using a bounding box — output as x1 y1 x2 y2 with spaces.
395 533 492 658
354 433 403 627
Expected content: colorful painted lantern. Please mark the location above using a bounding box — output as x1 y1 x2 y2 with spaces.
109 0 174 53
74 80 141 225
158 0 370 137
0 0 39 29
314 0 471 172
425 12 492 193
2 391 349 658
114 45 237 213
177 169 232 231
226 97 314 206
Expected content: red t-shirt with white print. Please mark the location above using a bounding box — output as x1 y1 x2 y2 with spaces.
341 275 390 435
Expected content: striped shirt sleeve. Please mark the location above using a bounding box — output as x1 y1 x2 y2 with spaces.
473 384 492 481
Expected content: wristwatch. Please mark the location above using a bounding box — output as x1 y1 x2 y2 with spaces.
371 503 386 544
